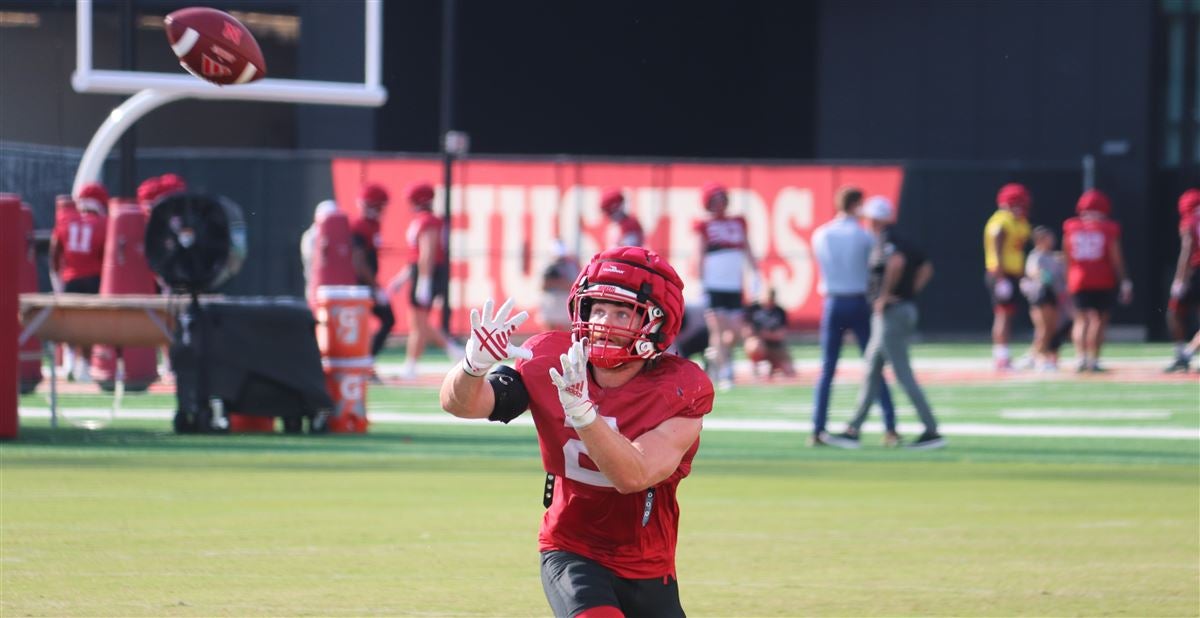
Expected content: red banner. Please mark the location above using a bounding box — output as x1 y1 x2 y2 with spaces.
331 158 903 335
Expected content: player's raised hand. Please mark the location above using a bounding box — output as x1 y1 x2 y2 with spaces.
549 336 597 429
462 298 532 377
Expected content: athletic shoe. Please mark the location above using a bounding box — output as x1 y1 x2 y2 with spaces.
717 378 734 392
1075 361 1089 373
881 431 903 448
823 430 861 450
1087 363 1108 373
1164 357 1191 373
807 433 830 447
905 431 946 450
1013 355 1035 370
994 358 1013 371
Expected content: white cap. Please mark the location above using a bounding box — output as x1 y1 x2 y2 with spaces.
861 196 894 221
314 199 338 223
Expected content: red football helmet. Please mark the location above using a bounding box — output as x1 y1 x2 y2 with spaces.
599 188 625 217
359 183 389 207
568 246 685 368
997 183 1031 216
136 177 162 204
1179 189 1200 218
76 182 109 212
702 182 728 214
158 173 187 196
407 182 435 208
1076 189 1111 216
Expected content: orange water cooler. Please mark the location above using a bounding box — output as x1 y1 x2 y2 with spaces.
315 285 372 433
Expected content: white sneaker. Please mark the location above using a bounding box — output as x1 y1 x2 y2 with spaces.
717 378 734 392
399 362 418 381
445 341 465 362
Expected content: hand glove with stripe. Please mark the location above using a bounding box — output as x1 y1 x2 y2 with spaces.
549 336 597 429
462 298 532 377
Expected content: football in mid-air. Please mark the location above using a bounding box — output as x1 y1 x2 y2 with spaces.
164 7 266 86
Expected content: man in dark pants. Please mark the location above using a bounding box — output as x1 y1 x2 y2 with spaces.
832 196 944 450
810 187 898 447
351 183 395 376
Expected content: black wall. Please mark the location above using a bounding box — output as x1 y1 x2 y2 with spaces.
815 0 1158 332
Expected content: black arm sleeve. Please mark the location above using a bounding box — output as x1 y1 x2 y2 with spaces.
486 365 530 424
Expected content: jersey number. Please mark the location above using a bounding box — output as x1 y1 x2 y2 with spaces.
66 223 94 253
1068 231 1105 261
563 414 618 488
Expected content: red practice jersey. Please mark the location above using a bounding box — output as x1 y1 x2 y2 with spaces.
53 211 106 282
693 215 749 252
612 216 644 248
1182 215 1200 269
1063 216 1121 292
405 210 446 263
513 331 714 579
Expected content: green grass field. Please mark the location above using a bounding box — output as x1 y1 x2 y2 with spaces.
3 343 1198 616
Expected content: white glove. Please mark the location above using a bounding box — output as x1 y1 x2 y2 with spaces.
993 277 1013 302
462 298 532 377
1119 279 1133 305
1170 279 1186 300
748 271 762 299
415 276 433 306
548 336 597 429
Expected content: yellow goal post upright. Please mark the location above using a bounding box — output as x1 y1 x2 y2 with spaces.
69 0 388 196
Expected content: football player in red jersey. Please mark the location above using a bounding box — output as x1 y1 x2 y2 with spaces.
1165 189 1200 372
350 183 396 373
694 182 760 391
385 182 462 379
599 188 644 248
1062 189 1132 372
440 246 713 618
52 182 109 381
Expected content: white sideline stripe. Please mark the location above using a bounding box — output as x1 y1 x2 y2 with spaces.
16 408 1199 440
171 28 199 57
1001 409 1171 420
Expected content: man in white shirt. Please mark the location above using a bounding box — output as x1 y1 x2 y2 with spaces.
810 187 898 447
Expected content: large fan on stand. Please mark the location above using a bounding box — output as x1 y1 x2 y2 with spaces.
145 194 334 435
145 193 246 433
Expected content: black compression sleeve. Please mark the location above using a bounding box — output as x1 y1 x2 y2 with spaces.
486 365 530 424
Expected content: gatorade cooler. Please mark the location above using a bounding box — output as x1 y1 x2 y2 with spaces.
323 356 371 433
91 199 159 391
17 203 42 394
315 286 372 359
228 413 275 433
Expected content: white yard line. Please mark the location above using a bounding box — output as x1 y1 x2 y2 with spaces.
18 407 1199 440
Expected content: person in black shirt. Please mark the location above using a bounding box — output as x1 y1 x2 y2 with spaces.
829 197 944 450
742 287 796 378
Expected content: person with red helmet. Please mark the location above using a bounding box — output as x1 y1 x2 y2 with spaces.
983 182 1032 370
694 181 759 390
1062 189 1132 372
599 187 644 248
440 246 712 618
384 181 461 379
52 183 110 381
1165 188 1200 372
351 182 396 371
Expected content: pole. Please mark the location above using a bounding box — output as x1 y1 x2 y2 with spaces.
118 0 137 196
438 0 458 335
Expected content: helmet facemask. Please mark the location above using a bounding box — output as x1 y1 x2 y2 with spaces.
571 284 666 369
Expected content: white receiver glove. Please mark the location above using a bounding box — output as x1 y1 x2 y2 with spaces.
462 298 532 377
1170 279 1186 300
415 276 433 306
549 336 597 429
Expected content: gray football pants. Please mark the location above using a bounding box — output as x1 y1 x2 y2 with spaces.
846 302 938 433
